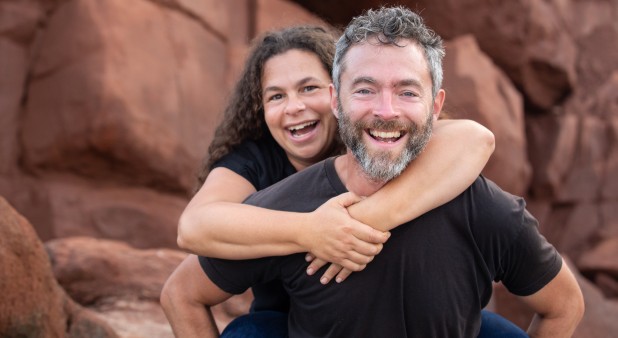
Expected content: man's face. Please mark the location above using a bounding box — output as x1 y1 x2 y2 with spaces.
332 39 445 181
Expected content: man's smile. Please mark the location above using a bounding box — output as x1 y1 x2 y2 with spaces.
367 129 406 143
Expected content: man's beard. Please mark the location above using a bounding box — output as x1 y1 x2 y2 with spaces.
337 105 433 182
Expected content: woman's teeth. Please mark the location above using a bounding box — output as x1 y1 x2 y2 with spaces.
289 121 318 137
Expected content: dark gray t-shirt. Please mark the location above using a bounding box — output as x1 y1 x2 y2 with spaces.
201 157 561 337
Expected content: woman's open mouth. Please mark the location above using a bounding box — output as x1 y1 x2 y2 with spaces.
288 121 318 138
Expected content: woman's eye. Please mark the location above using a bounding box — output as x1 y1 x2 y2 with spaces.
268 93 283 102
302 85 319 93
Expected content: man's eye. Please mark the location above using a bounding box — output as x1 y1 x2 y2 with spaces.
356 89 371 94
402 91 418 97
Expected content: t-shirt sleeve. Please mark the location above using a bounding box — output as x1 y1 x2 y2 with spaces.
212 144 263 190
212 137 296 191
497 209 562 296
198 255 281 295
471 177 562 296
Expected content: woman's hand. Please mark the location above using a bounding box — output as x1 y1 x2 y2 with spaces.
299 192 390 284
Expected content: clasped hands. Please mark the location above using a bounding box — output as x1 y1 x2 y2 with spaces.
300 192 390 285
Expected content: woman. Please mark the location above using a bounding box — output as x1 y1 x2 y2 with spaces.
161 26 524 337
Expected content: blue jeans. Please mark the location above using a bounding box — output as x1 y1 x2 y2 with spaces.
221 310 528 337
478 310 528 337
220 311 288 338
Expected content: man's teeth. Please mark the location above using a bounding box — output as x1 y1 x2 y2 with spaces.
369 130 401 139
288 121 317 131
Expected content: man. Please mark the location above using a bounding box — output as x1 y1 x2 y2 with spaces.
162 6 584 337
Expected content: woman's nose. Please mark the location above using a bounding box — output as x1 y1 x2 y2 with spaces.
284 94 306 115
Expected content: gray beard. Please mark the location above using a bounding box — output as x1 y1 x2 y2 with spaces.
337 106 433 182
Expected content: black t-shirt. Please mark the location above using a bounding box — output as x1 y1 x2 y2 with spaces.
211 134 296 312
212 134 297 191
201 157 562 337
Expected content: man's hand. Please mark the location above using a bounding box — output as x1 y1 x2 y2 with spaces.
305 255 361 284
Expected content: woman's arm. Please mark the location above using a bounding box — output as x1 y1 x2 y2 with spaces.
177 167 389 272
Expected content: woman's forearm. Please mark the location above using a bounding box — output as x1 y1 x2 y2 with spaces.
177 168 309 259
178 197 387 268
177 168 387 268
178 202 308 258
348 119 495 231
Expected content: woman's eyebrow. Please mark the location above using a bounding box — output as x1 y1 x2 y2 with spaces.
262 85 282 94
296 76 322 86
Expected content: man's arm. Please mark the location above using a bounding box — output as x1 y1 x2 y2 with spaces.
161 255 233 338
518 259 584 337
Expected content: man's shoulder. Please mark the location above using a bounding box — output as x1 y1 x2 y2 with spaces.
466 175 525 207
436 175 529 233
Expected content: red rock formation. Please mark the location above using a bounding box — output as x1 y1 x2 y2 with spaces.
572 265 618 337
21 0 226 194
1 0 617 335
46 236 253 336
0 196 117 337
579 237 618 297
443 35 531 196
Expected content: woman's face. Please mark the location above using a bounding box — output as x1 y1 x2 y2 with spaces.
262 49 338 171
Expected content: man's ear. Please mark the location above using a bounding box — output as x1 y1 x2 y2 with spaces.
432 89 446 121
329 84 339 119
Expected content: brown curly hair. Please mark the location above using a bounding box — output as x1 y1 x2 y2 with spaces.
196 25 345 189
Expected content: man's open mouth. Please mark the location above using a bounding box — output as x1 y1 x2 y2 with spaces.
368 129 406 143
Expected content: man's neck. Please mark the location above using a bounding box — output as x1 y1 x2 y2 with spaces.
334 152 388 197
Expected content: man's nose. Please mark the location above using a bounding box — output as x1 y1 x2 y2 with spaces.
284 94 306 115
373 93 399 120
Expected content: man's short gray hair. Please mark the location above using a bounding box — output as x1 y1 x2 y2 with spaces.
332 6 445 99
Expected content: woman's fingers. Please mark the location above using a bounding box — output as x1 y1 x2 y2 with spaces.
348 237 384 257
328 191 364 208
